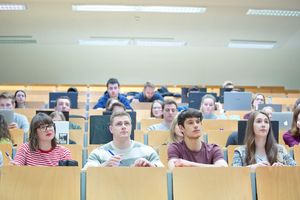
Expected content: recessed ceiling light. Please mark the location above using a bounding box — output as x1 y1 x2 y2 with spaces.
72 5 206 14
79 39 130 46
0 3 26 11
79 38 187 47
247 9 300 17
228 40 276 49
134 39 186 47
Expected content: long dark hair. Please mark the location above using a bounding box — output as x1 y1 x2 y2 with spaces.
291 107 300 136
29 113 57 151
244 111 278 165
0 115 13 143
14 90 26 108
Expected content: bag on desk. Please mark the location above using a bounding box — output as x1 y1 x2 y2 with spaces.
58 160 78 166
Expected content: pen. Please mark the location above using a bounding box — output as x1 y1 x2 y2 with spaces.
5 152 13 161
108 149 115 156
107 149 123 165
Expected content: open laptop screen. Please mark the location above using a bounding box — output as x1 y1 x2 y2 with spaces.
223 92 252 111
49 92 78 109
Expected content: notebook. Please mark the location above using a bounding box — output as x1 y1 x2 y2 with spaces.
188 92 218 110
49 92 78 109
258 104 282 112
271 112 293 131
223 92 252 111
219 88 245 103
54 121 69 144
238 120 279 145
0 109 14 124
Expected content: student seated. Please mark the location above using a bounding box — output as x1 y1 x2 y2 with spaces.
169 114 183 143
243 93 266 119
131 82 163 103
232 111 295 171
11 113 71 166
0 92 29 133
0 115 13 145
283 107 300 147
54 96 81 130
200 94 227 119
168 109 228 170
150 100 163 119
148 100 178 131
49 111 76 144
93 78 132 110
83 111 163 169
14 90 27 109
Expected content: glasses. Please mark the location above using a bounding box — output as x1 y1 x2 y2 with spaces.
38 124 55 132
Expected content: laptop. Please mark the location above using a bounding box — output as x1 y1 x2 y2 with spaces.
258 104 282 112
36 110 69 121
49 92 78 109
219 88 245 103
0 109 14 124
181 87 207 103
223 92 252 111
271 112 293 131
188 92 218 110
238 120 279 145
54 121 70 144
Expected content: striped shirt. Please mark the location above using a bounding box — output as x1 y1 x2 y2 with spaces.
13 143 71 166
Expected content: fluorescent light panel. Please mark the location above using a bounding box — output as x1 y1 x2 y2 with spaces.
0 3 26 11
79 38 187 47
247 9 300 17
72 5 206 13
79 39 130 46
135 39 186 47
228 40 276 49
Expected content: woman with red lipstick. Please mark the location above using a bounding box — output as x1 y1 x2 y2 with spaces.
12 113 71 166
232 111 295 170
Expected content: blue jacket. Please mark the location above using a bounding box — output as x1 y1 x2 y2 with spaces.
133 92 163 102
93 91 132 110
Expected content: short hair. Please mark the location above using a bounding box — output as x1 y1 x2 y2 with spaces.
110 111 131 125
143 82 155 90
56 96 71 107
29 113 57 151
177 108 203 127
67 87 78 93
0 92 14 104
106 78 120 87
223 81 234 88
49 111 66 121
188 86 199 94
105 98 119 111
111 102 126 112
162 99 178 110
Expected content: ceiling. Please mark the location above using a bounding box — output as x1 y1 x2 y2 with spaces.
0 0 300 89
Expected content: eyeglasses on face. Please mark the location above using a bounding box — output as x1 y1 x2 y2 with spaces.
38 124 55 132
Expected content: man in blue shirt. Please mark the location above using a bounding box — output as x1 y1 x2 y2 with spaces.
132 82 163 103
93 78 132 110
